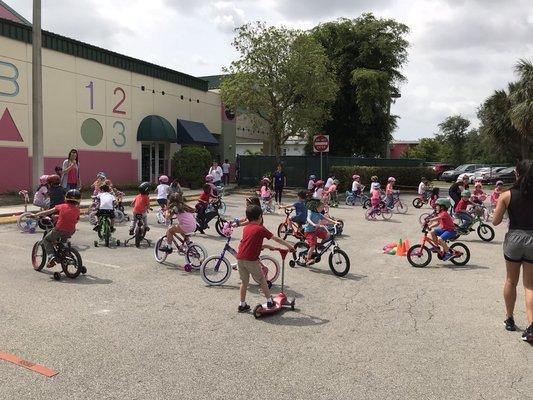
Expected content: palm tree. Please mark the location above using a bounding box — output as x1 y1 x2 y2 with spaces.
509 59 533 159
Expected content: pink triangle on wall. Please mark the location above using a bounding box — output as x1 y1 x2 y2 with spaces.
0 108 23 142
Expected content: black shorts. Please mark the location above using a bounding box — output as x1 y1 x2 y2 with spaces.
157 198 168 207
97 209 115 219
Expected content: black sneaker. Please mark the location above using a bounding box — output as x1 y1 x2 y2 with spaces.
504 316 516 331
267 299 276 309
238 303 250 313
522 324 533 343
145 226 150 232
93 225 100 232
129 229 134 236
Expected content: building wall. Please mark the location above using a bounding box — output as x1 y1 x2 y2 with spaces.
0 35 221 192
389 143 417 159
235 112 271 155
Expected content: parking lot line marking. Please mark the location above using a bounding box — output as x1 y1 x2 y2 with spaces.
85 260 121 269
0 352 58 377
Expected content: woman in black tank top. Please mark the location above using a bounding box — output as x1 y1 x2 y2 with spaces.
493 160 533 342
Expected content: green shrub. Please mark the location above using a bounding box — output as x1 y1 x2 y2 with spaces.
172 146 212 189
331 165 436 191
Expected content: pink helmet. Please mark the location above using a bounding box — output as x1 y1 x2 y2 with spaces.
261 177 270 184
496 180 504 186
158 175 169 184
205 174 214 183
39 175 49 185
388 177 396 182
352 174 360 180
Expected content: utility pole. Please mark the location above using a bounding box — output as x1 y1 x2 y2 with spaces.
32 0 44 191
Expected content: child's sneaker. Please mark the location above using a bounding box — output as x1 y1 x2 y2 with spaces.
237 303 250 313
522 324 533 343
159 244 172 253
504 316 516 331
442 251 454 261
129 229 134 236
145 226 150 232
267 298 276 309
45 254 56 268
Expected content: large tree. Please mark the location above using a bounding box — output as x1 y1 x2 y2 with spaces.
311 14 409 156
220 22 338 156
509 59 533 159
437 115 470 165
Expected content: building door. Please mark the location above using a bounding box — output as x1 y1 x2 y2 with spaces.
141 143 169 182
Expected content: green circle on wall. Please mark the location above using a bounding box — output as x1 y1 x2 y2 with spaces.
81 118 103 146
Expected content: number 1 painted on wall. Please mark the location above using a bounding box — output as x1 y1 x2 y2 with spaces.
85 81 94 109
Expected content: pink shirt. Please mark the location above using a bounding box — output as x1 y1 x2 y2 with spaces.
67 164 78 184
386 183 393 195
176 212 196 234
260 186 271 198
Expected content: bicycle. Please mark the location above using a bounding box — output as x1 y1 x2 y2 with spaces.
113 191 128 223
93 213 120 247
453 204 495 242
124 213 151 248
406 222 470 268
200 224 279 286
17 190 39 233
365 201 392 221
196 199 227 236
261 197 275 214
345 186 369 207
277 208 306 241
156 204 167 225
289 225 350 277
154 229 208 271
31 217 86 280
387 191 408 214
412 191 432 208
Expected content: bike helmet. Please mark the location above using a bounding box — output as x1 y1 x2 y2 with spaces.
474 181 482 187
314 180 324 187
421 176 427 182
461 190 471 197
261 177 270 184
352 174 360 180
373 182 381 189
435 198 451 209
65 189 81 203
309 174 316 180
205 174 214 183
333 179 339 185
46 174 61 185
371 175 378 182
158 175 169 184
39 175 48 185
496 180 504 186
96 172 106 179
139 182 151 194
388 177 396 182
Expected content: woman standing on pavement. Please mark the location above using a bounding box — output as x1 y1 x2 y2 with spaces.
61 149 81 190
448 175 469 212
273 164 286 205
493 159 533 343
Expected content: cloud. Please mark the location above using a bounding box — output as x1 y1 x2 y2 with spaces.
272 0 393 19
192 54 211 66
211 1 246 33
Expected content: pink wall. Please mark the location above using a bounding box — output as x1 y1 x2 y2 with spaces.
0 146 138 193
390 143 415 159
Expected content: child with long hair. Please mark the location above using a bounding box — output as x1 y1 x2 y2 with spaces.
160 193 197 252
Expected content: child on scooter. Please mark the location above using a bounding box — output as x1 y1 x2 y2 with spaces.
129 182 151 236
304 199 339 266
428 198 456 261
160 193 197 252
236 205 294 312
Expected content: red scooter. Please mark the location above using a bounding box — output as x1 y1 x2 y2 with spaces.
253 248 295 318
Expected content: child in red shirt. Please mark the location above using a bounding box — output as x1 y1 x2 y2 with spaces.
428 198 456 261
455 190 473 232
31 189 81 267
195 184 216 233
129 182 151 235
236 205 294 312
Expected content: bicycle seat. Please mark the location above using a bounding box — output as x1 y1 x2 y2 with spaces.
284 208 293 216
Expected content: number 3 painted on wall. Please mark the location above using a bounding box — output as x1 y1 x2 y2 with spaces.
112 121 126 147
113 87 126 114
0 60 20 97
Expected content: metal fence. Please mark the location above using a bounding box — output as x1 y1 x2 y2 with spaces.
236 155 425 187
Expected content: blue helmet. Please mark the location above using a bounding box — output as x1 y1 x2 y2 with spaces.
309 174 316 180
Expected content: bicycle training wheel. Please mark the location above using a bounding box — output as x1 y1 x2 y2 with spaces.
293 241 309 267
328 248 350 276
407 245 432 268
114 209 125 224
477 223 495 242
154 236 170 263
31 241 46 271
450 243 470 266
259 255 280 283
62 248 82 279
200 256 231 286
186 243 208 270
17 212 37 232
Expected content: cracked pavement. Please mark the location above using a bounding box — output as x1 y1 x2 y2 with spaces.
0 194 531 400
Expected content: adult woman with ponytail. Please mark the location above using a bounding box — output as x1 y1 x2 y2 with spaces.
493 159 533 343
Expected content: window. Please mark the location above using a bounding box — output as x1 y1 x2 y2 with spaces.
282 148 287 156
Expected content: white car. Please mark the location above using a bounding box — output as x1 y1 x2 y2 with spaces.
470 167 507 183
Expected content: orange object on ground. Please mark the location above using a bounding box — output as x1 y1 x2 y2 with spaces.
403 239 411 251
0 351 58 377
396 240 406 256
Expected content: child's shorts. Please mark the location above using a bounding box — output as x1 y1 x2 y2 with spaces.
237 259 265 284
157 198 168 207
433 228 456 241
305 229 328 246
261 196 271 201
503 229 533 263
97 209 115 219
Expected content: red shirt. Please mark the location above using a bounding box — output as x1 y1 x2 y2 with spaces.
455 199 470 211
133 194 150 214
237 224 273 261
438 210 455 231
54 203 80 234
67 164 78 184
199 192 210 203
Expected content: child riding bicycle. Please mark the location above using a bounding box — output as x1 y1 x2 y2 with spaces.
129 182 151 236
93 183 116 233
428 198 456 261
304 199 339 266
160 192 197 252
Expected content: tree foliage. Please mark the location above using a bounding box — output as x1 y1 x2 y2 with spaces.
172 146 212 189
311 14 409 156
220 22 338 156
508 59 533 159
436 115 470 164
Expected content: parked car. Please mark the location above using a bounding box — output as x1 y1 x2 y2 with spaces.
489 167 516 183
431 163 455 179
441 164 488 182
470 166 508 183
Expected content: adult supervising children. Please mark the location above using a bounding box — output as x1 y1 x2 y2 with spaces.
209 161 223 187
62 149 81 190
273 164 286 205
222 159 230 185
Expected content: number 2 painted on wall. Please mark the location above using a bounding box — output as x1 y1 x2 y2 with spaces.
113 87 126 115
112 121 126 147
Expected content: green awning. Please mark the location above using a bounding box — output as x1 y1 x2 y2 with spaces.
137 115 176 142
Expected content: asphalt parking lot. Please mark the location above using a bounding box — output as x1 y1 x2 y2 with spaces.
0 194 531 400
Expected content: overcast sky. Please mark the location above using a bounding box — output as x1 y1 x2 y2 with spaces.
11 0 533 140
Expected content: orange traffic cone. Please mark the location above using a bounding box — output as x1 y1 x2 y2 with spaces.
396 239 406 256
403 239 411 253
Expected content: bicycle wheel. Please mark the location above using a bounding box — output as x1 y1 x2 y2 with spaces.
412 198 424 208
154 236 170 263
381 207 392 220
259 255 280 283
345 195 355 206
215 218 226 237
218 201 227 215
88 212 98 225
135 229 142 248
17 212 37 232
114 209 125 224
407 245 432 268
293 241 309 267
200 256 231 286
31 241 46 271
365 208 376 221
450 243 470 266
419 212 432 226
186 243 207 270
396 202 408 214
62 248 81 278
477 223 495 242
328 248 350 276
277 222 289 239
362 197 371 209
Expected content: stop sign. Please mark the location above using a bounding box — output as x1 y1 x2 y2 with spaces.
313 134 330 153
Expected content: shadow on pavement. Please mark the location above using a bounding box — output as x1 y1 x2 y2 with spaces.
41 271 113 285
256 311 329 327
423 264 490 271
305 267 367 281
